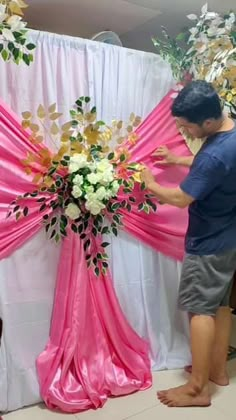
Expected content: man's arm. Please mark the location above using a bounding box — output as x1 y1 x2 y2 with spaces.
147 182 194 208
152 146 194 168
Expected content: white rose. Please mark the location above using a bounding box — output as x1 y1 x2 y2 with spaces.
69 153 88 173
87 172 102 185
85 185 94 194
72 185 82 199
73 174 83 186
7 15 26 31
95 186 109 201
99 170 114 185
85 197 105 215
65 203 81 220
96 159 114 174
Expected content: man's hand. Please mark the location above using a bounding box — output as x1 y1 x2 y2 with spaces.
140 167 155 189
152 146 177 165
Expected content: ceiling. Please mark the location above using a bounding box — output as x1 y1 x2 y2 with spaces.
25 0 236 52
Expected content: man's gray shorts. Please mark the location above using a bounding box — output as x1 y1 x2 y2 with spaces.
178 249 236 316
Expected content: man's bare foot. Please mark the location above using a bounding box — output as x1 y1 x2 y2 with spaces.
157 383 211 407
184 365 229 386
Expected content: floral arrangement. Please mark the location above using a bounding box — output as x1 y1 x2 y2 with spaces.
153 3 236 116
7 97 156 276
0 0 35 64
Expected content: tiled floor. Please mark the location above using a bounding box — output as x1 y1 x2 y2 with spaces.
3 360 236 420
3 318 236 420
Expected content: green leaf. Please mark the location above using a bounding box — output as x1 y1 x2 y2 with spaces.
55 233 60 243
92 227 97 237
63 155 70 161
61 214 68 226
23 207 29 217
26 43 36 51
13 205 20 213
91 106 96 114
45 224 50 233
84 239 91 251
129 196 136 203
112 227 118 237
23 53 30 66
102 226 110 234
101 242 110 248
141 182 146 191
0 44 3 53
120 154 126 162
78 224 83 234
71 224 78 233
126 203 131 212
108 152 115 160
85 96 90 103
113 214 121 224
102 261 109 269
48 167 57 176
43 214 49 220
50 229 56 239
86 254 91 261
80 233 86 239
111 202 121 212
40 203 47 212
95 267 100 277
138 203 144 211
8 42 15 52
1 49 8 61
37 197 46 203
51 217 57 226
61 160 68 166
76 99 82 107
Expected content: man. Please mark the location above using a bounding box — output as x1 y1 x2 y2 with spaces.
141 80 236 407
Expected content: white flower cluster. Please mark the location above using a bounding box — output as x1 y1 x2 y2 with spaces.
186 4 236 82
0 4 26 42
65 153 120 219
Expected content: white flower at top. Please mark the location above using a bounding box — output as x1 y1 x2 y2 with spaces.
65 203 81 220
69 153 88 173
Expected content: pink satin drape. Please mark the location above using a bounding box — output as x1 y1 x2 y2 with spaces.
0 90 190 413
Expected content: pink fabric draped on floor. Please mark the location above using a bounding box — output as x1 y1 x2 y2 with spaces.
0 90 190 412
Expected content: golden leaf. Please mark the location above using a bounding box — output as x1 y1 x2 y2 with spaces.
61 132 71 142
62 121 73 131
85 112 97 123
30 123 40 133
128 133 139 145
25 167 32 175
71 144 83 154
44 176 54 187
34 135 44 144
102 146 110 153
117 121 123 130
22 120 30 129
76 114 84 122
133 117 142 127
9 1 24 15
41 157 52 168
127 125 133 133
58 144 69 157
33 173 42 184
50 122 60 135
48 103 57 113
37 104 46 119
129 112 135 122
117 136 125 144
22 111 32 120
50 112 63 121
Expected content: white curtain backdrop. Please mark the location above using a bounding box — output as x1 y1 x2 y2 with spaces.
0 30 190 412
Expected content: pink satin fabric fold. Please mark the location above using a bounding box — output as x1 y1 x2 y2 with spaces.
119 91 190 261
0 90 190 413
37 232 151 412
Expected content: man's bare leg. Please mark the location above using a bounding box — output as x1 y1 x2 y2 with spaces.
157 314 214 407
185 306 232 386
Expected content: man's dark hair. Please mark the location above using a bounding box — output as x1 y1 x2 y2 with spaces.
171 80 223 125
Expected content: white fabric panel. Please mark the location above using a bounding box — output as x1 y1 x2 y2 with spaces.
0 30 190 412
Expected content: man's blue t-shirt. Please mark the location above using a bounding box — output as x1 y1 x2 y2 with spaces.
180 125 236 255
